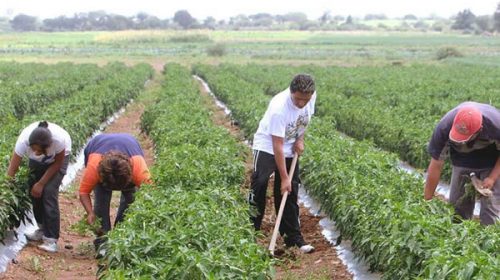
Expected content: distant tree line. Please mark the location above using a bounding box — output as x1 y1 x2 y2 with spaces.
5 3 500 34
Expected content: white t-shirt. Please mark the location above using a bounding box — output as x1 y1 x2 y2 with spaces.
253 88 316 157
15 122 72 164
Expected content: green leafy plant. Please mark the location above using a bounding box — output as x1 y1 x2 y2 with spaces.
69 215 102 236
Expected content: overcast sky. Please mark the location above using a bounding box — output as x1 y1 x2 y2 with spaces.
3 0 499 20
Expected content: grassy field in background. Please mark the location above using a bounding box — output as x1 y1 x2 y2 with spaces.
0 30 499 67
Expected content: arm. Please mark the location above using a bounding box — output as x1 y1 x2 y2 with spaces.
293 134 305 156
272 135 291 195
7 152 23 177
79 194 95 224
31 150 65 198
424 158 445 200
483 157 500 189
78 154 101 224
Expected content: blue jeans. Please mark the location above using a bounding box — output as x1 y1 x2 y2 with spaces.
93 184 136 249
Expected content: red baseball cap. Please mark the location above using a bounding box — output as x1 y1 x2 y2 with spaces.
449 106 482 143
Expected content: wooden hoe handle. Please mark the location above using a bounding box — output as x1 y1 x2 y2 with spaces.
268 153 299 255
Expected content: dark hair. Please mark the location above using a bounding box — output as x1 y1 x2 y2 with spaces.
290 74 315 94
98 151 132 190
29 121 52 148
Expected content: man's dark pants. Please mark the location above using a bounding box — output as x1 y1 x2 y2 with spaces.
249 150 305 247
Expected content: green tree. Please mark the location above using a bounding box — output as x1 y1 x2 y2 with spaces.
403 14 418 20
173 10 197 29
319 11 331 25
203 16 217 30
10 14 38 31
249 13 273 27
452 9 475 30
494 3 500 32
475 15 492 32
276 12 308 24
345 15 353 25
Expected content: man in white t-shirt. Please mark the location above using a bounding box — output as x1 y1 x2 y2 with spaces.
7 121 72 253
250 74 316 254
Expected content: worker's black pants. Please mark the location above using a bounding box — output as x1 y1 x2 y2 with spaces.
249 150 305 247
28 156 69 240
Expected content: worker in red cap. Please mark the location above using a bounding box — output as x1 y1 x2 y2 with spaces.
424 102 500 225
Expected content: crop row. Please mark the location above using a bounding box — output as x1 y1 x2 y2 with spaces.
100 64 272 279
0 62 111 124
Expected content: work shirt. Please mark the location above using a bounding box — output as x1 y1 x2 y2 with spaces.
15 121 72 164
253 88 316 157
428 102 500 168
79 133 151 194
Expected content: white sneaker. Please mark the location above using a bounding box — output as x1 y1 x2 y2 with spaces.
38 237 58 253
299 244 315 254
25 229 43 241
96 248 106 259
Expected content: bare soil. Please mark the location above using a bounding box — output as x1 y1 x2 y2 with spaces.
197 79 353 280
0 77 157 280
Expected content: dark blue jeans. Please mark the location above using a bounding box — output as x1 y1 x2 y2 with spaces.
93 184 136 249
28 156 69 240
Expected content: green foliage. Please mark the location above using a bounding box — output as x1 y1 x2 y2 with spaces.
168 34 212 43
0 174 31 241
436 47 463 60
206 43 227 57
69 215 102 236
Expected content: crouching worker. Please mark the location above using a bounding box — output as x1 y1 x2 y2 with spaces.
79 133 151 254
7 121 72 253
424 102 500 225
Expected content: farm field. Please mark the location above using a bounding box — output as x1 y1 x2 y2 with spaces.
0 30 499 279
1 30 500 66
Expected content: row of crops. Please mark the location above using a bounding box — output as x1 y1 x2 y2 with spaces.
193 64 500 279
0 61 154 241
99 64 272 279
0 62 110 124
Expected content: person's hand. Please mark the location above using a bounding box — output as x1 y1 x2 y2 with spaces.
87 212 96 225
424 189 433 201
293 140 304 156
482 177 496 189
281 179 292 195
31 182 45 198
